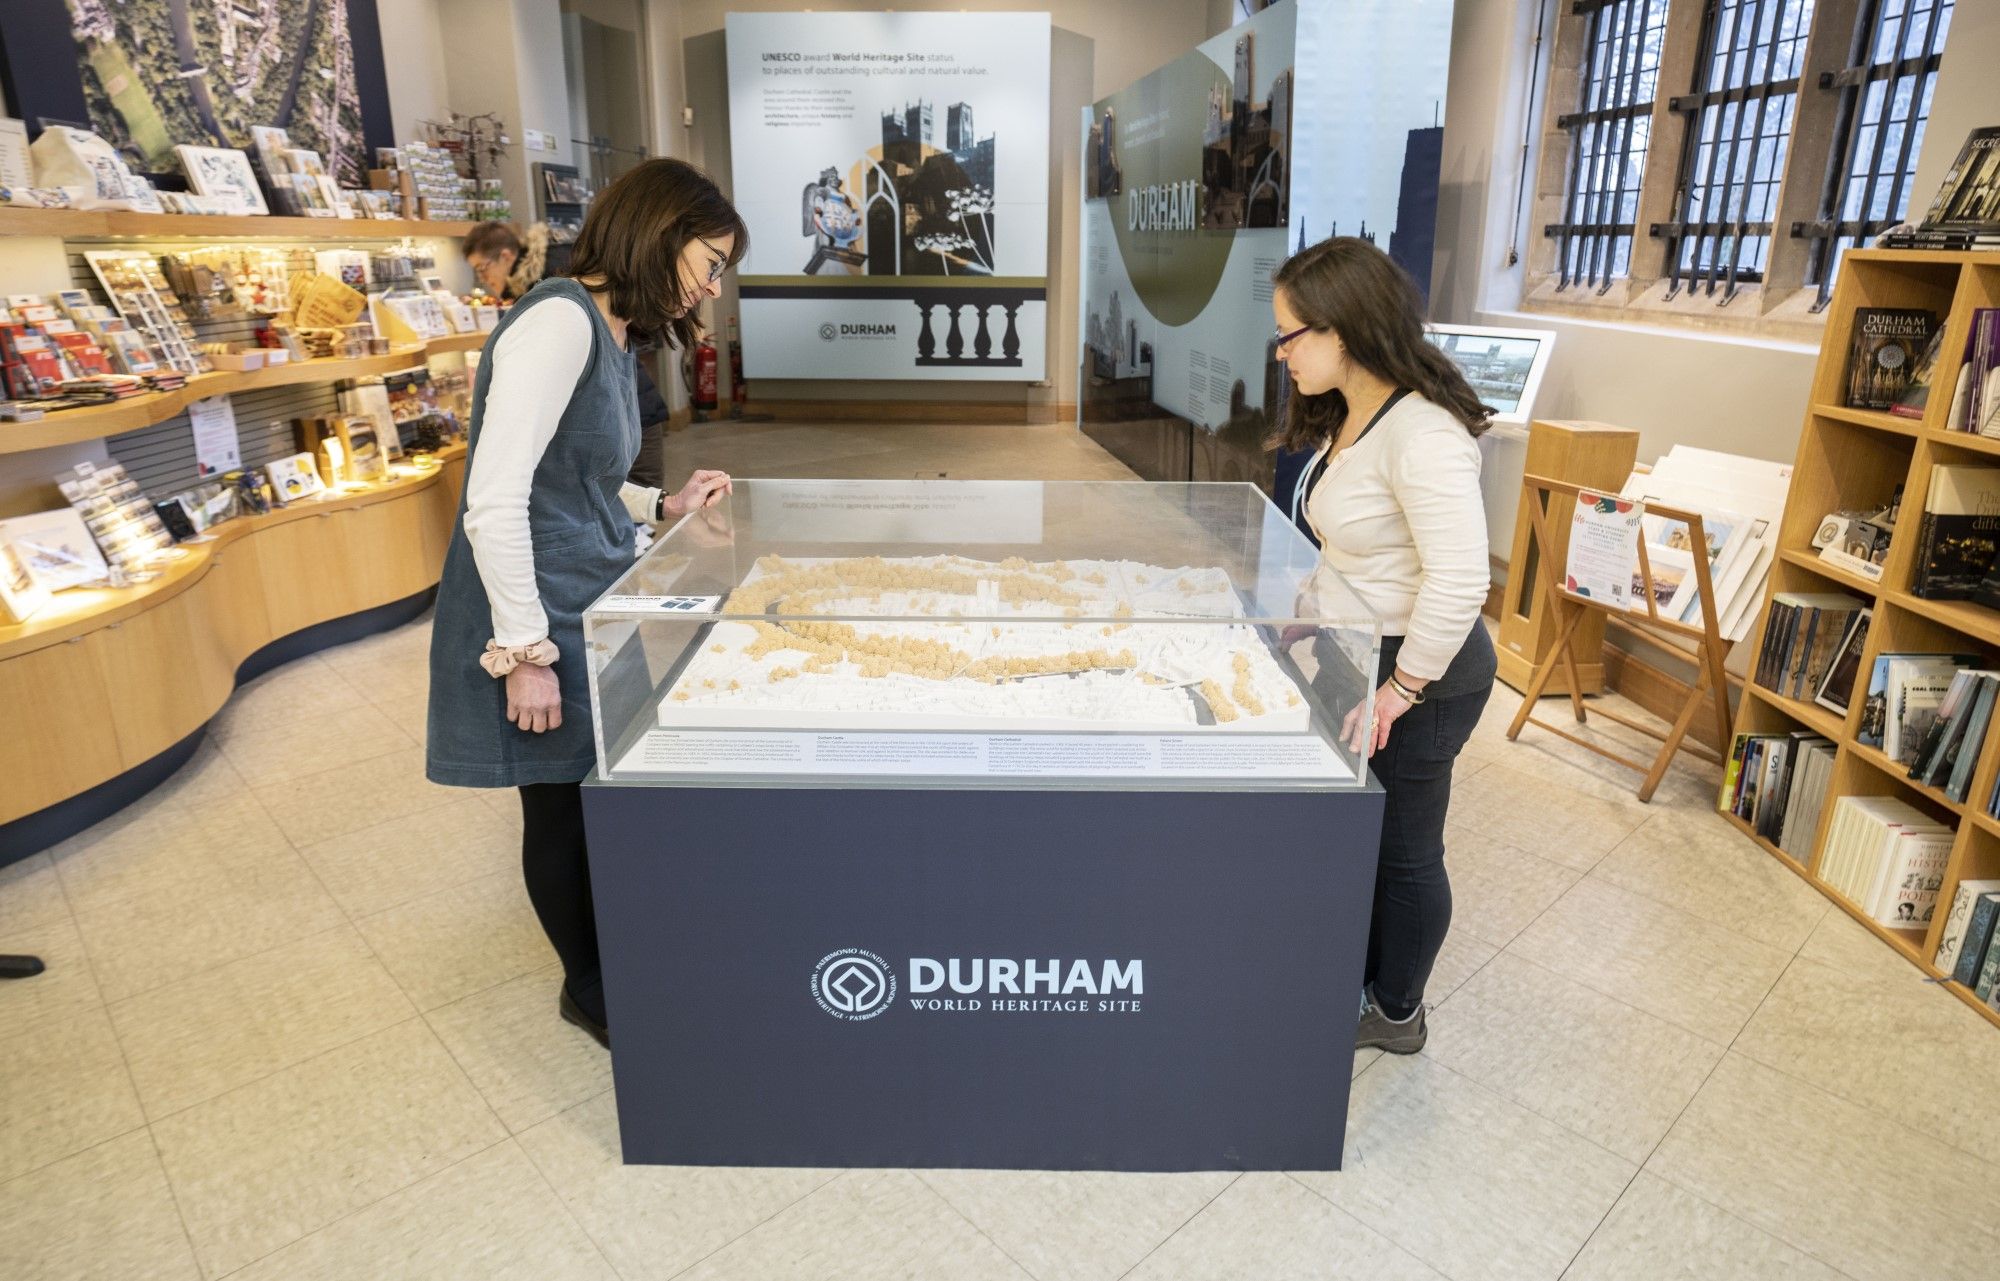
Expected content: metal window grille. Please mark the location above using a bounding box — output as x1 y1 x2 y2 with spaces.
1794 0 1954 310
1546 0 1669 292
1658 0 1816 302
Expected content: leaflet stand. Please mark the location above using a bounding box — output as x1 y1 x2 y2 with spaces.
1506 474 1733 802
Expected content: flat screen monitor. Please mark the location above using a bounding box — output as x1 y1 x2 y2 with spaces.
1425 323 1557 428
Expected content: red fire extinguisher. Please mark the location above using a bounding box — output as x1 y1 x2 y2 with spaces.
691 328 718 422
727 315 746 418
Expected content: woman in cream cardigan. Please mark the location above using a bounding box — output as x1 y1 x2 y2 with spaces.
1273 236 1496 1055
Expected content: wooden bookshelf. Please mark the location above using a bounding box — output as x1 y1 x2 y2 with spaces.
1731 247 2000 1033
0 333 489 455
1742 682 1845 739
1777 546 1883 598
0 206 476 240
1813 403 1923 437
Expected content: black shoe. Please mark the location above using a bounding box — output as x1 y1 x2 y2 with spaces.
559 986 610 1050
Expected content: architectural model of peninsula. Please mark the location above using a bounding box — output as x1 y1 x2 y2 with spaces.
657 554 1314 732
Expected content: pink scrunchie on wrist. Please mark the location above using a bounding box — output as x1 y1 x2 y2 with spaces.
479 637 560 678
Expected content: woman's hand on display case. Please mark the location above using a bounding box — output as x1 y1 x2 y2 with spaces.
1277 622 1316 650
506 663 564 733
664 469 733 519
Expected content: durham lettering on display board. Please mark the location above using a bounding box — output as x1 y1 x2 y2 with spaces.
1079 0 1455 489
724 11 1052 381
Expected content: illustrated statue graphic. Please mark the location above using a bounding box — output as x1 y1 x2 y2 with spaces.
802 166 865 275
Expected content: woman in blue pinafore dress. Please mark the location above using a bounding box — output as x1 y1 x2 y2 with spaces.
426 159 746 1049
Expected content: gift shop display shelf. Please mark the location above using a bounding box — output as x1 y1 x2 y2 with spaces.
1 208 486 452
0 332 488 455
0 444 467 860
1727 247 2000 1031
0 205 477 241
0 212 483 860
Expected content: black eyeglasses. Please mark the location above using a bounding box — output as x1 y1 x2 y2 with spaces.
696 236 728 284
1273 323 1314 351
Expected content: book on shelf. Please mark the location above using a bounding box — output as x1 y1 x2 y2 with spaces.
1976 310 2000 438
1912 464 2000 600
1755 592 1864 702
1847 308 1937 411
1882 126 2000 252
1976 909 2000 1004
1820 795 1952 929
1888 325 1948 420
1813 607 1872 716
1775 739 1838 859
1855 653 1976 763
1943 308 2000 436
1722 732 1832 854
1935 879 2000 975
1945 675 2000 802
1951 890 2000 988
1904 669 2000 800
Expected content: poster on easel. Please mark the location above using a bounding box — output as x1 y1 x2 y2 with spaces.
1564 493 1643 608
724 11 1050 382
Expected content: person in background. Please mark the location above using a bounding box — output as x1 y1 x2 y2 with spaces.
428 161 746 1049
1271 236 1496 1056
463 220 668 492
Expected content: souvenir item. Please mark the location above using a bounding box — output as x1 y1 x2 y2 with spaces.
266 452 327 503
28 125 152 210
0 538 49 621
1 507 110 591
175 145 270 215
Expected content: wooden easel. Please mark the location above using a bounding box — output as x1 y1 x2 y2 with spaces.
1506 475 1734 802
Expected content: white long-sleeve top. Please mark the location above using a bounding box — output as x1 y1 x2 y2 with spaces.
1304 392 1489 683
460 297 661 648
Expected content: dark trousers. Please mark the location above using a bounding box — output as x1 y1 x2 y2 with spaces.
519 781 605 1024
1363 626 1495 1015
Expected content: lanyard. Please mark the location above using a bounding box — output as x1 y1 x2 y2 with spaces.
1291 387 1412 525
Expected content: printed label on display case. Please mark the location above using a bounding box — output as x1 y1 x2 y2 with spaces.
615 728 1352 782
596 595 722 613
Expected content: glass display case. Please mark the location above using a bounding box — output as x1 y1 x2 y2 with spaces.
582 479 1382 789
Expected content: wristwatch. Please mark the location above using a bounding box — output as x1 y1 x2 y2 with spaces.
1387 673 1427 705
653 491 667 522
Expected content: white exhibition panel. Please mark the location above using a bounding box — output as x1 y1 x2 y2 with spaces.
724 11 1051 381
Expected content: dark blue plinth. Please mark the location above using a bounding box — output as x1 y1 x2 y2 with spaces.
582 780 1383 1171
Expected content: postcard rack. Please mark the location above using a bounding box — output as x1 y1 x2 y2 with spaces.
1506 474 1733 802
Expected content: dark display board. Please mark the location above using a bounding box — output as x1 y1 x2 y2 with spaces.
584 781 1384 1171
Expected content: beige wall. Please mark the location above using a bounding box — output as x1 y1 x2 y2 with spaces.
657 0 1214 413
429 0 575 223
375 0 453 142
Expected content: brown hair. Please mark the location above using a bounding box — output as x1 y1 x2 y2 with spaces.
1268 237 1491 452
461 222 523 260
564 158 749 350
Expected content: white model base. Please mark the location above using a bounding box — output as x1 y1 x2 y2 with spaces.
657 555 1314 734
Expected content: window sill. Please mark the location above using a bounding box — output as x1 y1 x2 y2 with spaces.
1518 276 1828 347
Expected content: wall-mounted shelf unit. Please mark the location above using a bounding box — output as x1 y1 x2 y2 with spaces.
0 206 478 240
0 332 489 455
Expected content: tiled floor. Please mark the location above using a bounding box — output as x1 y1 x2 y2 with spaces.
4 423 1999 1279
